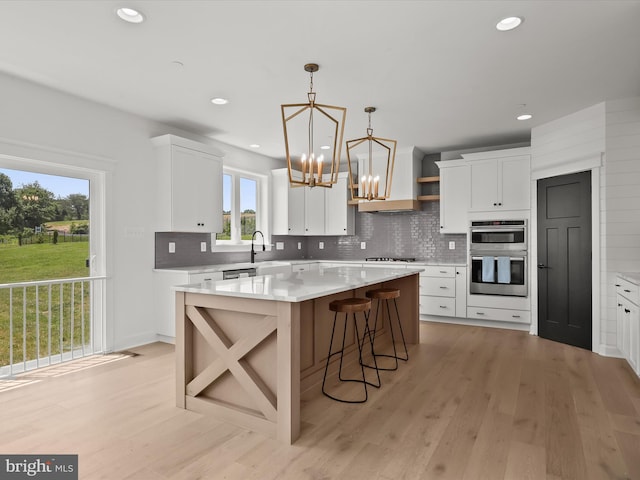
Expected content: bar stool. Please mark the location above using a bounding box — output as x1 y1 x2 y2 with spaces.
322 297 381 403
365 288 408 371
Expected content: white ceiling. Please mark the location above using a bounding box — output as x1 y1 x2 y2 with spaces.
1 0 639 159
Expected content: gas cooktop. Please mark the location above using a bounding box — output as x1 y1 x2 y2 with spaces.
365 257 416 262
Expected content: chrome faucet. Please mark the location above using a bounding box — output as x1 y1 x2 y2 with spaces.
250 230 265 263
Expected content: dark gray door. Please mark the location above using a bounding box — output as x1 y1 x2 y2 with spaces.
537 171 592 350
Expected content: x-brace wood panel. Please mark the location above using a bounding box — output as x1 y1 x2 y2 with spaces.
185 305 278 422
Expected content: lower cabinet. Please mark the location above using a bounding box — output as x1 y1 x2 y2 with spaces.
466 306 530 324
616 275 640 376
419 265 466 318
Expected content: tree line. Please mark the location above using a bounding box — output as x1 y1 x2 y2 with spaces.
0 173 89 238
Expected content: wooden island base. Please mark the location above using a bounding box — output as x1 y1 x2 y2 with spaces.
175 273 419 444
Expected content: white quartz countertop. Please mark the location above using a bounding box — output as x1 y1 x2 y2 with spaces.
155 259 463 274
619 272 640 285
173 265 423 302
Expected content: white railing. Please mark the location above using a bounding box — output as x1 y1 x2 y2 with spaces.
0 276 106 378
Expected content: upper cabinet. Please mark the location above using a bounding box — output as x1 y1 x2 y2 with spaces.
152 134 224 232
271 169 354 236
465 147 531 212
435 160 470 234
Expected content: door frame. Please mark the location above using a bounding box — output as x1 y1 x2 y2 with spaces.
530 154 603 354
0 136 113 353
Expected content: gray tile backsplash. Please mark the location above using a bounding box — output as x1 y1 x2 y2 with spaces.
155 201 467 268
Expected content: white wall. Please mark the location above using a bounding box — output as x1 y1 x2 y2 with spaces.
531 98 640 355
603 97 640 349
0 71 283 351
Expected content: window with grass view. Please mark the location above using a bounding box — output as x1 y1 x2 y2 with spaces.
216 169 259 243
0 167 93 373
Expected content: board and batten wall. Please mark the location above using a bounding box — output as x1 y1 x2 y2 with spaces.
531 97 640 356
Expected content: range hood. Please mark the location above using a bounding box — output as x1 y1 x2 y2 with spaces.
354 146 422 212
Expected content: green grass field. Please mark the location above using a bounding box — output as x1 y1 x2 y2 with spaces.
1 241 90 368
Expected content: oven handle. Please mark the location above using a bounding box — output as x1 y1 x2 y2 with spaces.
470 228 525 233
471 256 525 261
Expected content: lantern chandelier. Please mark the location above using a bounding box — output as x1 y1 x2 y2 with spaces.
281 63 347 188
346 107 396 201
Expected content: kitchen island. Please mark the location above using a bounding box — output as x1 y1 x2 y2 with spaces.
173 265 421 444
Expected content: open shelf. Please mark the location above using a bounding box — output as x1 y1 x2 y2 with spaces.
417 176 440 184
417 194 440 202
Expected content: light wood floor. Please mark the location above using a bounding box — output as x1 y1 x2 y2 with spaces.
1 322 639 480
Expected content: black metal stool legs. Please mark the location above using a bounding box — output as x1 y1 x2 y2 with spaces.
322 310 380 403
364 297 409 371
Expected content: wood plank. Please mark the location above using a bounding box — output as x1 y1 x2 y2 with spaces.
276 301 300 444
417 194 440 201
417 176 440 183
503 441 546 480
614 430 640 480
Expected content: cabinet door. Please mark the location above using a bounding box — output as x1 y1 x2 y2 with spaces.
469 159 499 211
304 187 325 235
439 165 470 233
455 267 467 317
171 146 222 232
271 169 289 235
629 303 639 374
500 156 530 210
288 186 305 235
325 175 354 235
617 297 625 355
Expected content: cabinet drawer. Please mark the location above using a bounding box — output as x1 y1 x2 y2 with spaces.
616 277 640 305
189 272 223 283
467 306 530 324
420 296 456 317
420 266 455 278
419 278 456 297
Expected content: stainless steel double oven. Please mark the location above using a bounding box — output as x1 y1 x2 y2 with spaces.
469 220 528 297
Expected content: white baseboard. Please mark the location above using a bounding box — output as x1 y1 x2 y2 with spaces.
598 344 623 358
420 315 530 332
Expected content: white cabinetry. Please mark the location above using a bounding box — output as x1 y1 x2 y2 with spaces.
152 134 224 232
419 266 466 318
271 169 354 236
304 186 325 235
463 147 530 212
435 160 469 234
154 270 224 338
616 275 640 376
325 175 354 235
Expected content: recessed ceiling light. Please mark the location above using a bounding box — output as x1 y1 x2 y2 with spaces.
320 145 331 150
211 97 229 105
116 7 145 24
517 114 533 121
496 16 523 31
249 144 260 148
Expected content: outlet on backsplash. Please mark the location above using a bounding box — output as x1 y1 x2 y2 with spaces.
169 242 175 253
449 241 455 250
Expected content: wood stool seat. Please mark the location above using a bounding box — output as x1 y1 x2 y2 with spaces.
366 288 400 300
322 297 380 403
329 297 371 313
364 287 408 371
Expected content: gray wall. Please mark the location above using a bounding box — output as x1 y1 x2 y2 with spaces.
155 200 467 268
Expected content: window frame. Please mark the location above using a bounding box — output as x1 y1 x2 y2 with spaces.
212 167 269 252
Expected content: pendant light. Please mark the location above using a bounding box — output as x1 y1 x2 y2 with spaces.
346 107 396 201
281 63 347 188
